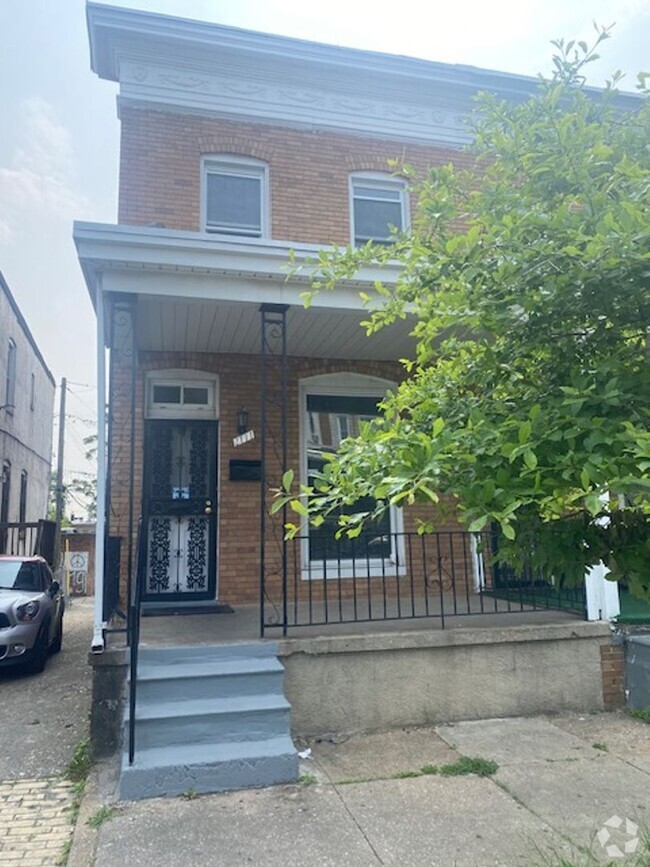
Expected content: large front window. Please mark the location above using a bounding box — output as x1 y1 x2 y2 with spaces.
301 376 403 577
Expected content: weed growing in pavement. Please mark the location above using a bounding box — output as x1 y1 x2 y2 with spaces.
56 838 72 867
64 738 92 783
299 773 317 786
439 756 499 777
87 805 118 829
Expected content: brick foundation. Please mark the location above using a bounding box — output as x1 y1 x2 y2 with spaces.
600 642 625 710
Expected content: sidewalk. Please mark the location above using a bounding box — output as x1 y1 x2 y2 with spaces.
80 712 650 867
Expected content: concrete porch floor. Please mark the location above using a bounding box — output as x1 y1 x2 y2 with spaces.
138 597 583 647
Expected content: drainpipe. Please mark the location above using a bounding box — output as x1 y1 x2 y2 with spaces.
92 281 107 653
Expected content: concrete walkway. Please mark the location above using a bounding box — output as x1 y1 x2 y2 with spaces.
81 712 650 866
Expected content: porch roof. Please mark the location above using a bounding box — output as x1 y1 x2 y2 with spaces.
74 221 415 360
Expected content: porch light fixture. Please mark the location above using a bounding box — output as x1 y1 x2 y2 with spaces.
237 407 249 435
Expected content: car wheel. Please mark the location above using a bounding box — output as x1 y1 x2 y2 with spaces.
27 626 49 674
52 616 63 654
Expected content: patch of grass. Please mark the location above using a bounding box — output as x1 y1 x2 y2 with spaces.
420 763 438 775
66 779 86 825
528 823 650 867
298 773 317 786
87 805 118 829
56 838 72 867
630 707 650 724
181 787 198 800
592 742 608 752
440 755 499 777
64 738 92 783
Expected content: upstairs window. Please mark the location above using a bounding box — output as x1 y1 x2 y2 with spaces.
19 470 27 524
5 339 16 413
350 174 408 247
202 156 267 238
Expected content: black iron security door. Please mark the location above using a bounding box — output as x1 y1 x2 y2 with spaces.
143 420 218 601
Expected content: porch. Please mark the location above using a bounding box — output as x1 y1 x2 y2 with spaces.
137 595 583 645
74 222 624 800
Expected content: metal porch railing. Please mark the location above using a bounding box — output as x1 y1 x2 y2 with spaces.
261 530 587 634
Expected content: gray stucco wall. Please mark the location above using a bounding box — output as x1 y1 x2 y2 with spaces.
0 277 55 522
279 622 611 736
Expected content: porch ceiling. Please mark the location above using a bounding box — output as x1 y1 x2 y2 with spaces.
137 295 415 360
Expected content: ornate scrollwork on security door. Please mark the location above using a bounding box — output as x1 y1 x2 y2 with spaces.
147 516 172 592
186 517 208 590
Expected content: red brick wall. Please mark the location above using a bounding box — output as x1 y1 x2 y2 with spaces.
108 349 465 605
600 643 625 710
118 108 472 243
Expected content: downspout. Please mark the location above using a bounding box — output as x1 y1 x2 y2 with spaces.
92 280 107 653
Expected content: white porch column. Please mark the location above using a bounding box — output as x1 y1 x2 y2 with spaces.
92 284 107 653
585 562 620 621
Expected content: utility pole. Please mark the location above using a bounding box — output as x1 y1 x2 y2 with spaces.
53 377 66 573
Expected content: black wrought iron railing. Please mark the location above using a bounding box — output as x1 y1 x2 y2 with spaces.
261 530 587 634
128 518 146 765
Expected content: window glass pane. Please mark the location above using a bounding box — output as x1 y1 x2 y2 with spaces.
354 185 401 201
153 385 181 404
6 340 16 407
206 172 261 235
183 387 209 406
353 197 402 243
19 471 27 523
305 393 391 562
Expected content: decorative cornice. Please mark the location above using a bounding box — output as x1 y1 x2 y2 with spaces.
116 60 476 146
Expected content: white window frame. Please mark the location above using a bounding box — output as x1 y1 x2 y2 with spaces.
201 155 269 238
299 372 404 580
349 172 409 248
145 369 219 420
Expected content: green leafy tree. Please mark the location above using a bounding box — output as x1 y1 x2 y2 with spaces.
281 29 650 600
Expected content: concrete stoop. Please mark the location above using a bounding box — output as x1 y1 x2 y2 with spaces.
119 642 299 800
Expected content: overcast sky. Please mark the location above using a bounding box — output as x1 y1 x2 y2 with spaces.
0 0 648 512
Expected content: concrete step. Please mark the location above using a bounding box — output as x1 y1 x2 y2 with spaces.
133 656 286 702
120 735 299 801
125 694 292 750
137 642 278 666
121 641 298 800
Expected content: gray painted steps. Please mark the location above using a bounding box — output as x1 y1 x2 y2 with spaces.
125 695 291 749
119 641 298 801
120 736 298 801
138 641 277 664
134 656 286 701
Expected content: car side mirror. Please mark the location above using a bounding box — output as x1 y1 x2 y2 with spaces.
50 581 60 595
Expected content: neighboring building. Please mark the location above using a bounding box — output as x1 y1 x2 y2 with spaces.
0 271 55 536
